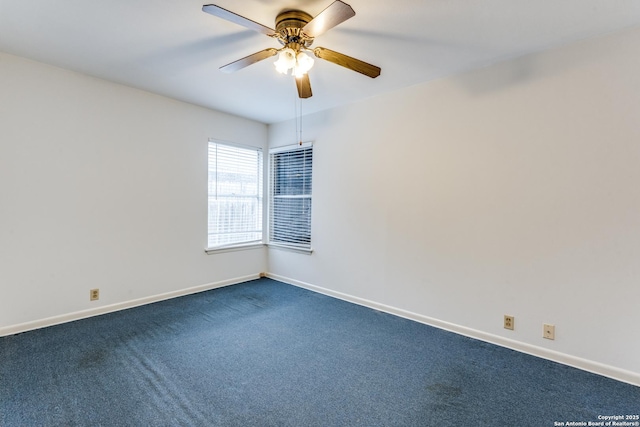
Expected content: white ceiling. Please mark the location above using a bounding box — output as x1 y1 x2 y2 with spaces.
1 1 640 124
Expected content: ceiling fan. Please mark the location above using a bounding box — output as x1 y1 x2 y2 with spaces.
202 1 381 99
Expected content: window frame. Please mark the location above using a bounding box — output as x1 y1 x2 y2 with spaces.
268 142 314 254
206 139 265 254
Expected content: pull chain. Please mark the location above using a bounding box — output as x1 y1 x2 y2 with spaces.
298 98 303 146
294 90 304 145
294 91 299 145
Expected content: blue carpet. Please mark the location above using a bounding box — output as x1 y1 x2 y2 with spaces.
1 278 638 426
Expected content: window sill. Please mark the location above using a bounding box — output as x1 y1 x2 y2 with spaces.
205 243 265 255
267 243 314 255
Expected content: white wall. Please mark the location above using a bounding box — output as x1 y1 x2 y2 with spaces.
2 25 639 384
268 27 640 384
0 52 267 331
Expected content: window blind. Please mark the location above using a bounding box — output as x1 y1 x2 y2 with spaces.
269 143 313 249
208 141 263 249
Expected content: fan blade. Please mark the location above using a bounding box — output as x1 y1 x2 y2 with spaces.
313 47 381 78
302 1 355 38
296 74 313 98
220 48 278 73
202 4 277 37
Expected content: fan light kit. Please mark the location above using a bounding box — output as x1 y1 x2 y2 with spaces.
274 48 314 77
202 1 381 98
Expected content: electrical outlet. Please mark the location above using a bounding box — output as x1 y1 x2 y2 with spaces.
543 324 555 340
90 289 100 301
504 315 514 330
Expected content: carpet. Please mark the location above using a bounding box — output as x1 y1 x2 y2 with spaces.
1 278 638 426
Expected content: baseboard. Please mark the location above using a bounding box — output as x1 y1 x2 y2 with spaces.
266 273 640 388
4 272 639 387
0 273 261 337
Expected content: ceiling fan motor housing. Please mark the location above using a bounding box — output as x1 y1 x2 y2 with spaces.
275 10 314 48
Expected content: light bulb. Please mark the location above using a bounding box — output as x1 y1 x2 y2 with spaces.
281 48 296 66
274 48 297 74
296 52 314 75
274 58 289 74
293 66 305 78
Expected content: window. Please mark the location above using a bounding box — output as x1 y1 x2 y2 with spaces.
207 140 263 250
269 143 313 251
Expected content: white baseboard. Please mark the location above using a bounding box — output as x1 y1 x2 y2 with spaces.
266 273 640 388
4 272 638 387
0 273 261 337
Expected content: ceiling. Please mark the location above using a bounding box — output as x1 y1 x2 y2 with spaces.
1 1 640 124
